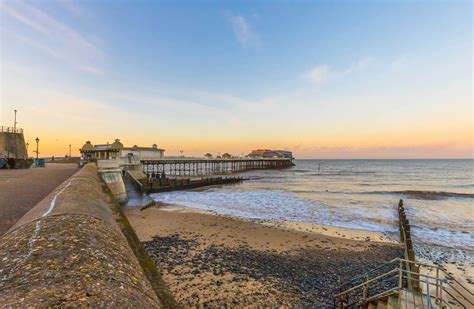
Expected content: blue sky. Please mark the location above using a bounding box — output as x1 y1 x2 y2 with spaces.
1 0 472 158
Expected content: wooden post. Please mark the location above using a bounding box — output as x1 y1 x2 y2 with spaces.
363 275 369 304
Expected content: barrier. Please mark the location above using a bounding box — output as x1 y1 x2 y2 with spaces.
0 164 167 307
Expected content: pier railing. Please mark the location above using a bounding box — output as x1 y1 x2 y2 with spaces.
0 126 23 134
333 258 474 308
141 158 294 177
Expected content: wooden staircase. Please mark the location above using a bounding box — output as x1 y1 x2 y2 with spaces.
333 258 473 309
367 290 442 309
367 294 398 309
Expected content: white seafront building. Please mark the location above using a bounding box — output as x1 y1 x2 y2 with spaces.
247 149 293 159
80 139 164 162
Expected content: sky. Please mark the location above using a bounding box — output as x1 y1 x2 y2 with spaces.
1 0 472 159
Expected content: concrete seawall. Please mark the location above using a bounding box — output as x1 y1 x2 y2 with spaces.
0 131 28 159
0 164 170 307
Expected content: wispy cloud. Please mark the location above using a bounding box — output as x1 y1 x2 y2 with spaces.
58 0 88 17
112 92 218 115
302 65 331 84
303 57 374 85
78 66 103 74
5 30 64 60
228 15 262 50
343 57 374 75
1 1 103 73
193 90 277 112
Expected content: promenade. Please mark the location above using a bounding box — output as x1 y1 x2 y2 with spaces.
0 163 77 235
0 163 171 307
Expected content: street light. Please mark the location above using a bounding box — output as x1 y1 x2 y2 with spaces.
69 144 71 158
35 137 40 161
26 142 29 157
13 110 18 157
13 109 17 133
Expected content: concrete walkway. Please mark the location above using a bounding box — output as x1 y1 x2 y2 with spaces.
0 164 164 307
0 163 77 235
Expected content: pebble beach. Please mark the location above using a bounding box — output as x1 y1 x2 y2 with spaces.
125 204 403 307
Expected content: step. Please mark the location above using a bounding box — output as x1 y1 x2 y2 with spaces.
368 302 377 309
399 289 442 309
387 295 400 309
377 300 387 309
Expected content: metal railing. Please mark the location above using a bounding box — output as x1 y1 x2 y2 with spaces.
333 258 473 308
0 126 23 134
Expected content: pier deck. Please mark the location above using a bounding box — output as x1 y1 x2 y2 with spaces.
141 157 294 177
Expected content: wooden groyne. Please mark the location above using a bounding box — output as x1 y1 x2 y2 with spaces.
142 158 294 177
398 199 420 290
0 164 176 307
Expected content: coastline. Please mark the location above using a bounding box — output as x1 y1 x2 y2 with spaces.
124 204 403 306
139 203 398 244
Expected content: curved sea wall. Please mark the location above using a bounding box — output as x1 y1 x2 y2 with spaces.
0 164 164 307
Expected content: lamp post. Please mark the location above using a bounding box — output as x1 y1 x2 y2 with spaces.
35 137 40 161
13 110 18 158
69 144 71 158
14 109 17 133
26 142 29 157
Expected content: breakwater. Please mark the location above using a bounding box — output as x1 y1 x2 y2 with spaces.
0 164 175 307
398 199 420 291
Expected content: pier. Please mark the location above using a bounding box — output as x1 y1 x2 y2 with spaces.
141 157 294 177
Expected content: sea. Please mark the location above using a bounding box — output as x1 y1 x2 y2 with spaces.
150 159 474 265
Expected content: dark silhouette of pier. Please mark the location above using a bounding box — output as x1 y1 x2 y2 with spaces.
141 158 294 177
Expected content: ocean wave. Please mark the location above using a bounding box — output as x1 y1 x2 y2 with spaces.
365 190 474 200
358 182 400 187
292 169 312 173
451 183 474 188
283 188 474 200
309 171 377 177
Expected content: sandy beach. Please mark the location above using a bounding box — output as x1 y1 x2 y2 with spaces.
125 204 403 307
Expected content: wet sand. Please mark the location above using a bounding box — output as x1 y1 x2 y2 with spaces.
125 204 403 307
0 163 78 235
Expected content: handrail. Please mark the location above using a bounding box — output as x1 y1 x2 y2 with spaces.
391 258 473 298
442 287 467 309
0 126 23 134
437 269 474 297
364 287 399 303
399 268 440 282
399 269 471 308
334 257 473 309
337 257 399 288
400 264 474 302
334 269 398 297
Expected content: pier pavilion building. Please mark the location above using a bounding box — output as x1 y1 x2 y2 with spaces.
80 139 165 161
247 149 293 159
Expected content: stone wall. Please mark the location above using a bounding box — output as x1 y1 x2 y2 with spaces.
0 164 165 307
0 132 28 159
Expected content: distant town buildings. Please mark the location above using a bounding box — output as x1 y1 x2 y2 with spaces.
80 139 164 161
247 149 293 159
